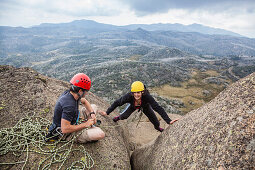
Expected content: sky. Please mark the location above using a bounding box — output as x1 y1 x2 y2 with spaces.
0 0 255 38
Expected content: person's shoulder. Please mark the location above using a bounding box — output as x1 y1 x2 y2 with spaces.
126 92 132 96
59 90 70 98
143 90 154 100
120 92 133 101
143 90 151 96
59 90 74 102
123 92 133 98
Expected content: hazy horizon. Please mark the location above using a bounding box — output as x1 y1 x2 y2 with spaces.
0 0 255 38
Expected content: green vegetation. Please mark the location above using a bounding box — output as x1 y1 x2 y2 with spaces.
232 65 255 78
1 22 254 115
153 69 231 114
35 76 47 84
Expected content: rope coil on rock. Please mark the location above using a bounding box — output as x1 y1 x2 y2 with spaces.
0 114 94 170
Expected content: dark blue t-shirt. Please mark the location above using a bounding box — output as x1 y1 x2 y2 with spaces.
53 90 79 127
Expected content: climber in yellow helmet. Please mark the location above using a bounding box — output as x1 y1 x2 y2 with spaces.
100 81 179 132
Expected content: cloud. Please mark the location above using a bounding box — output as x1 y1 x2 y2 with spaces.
123 0 255 16
0 0 255 38
0 0 127 26
39 0 122 16
0 0 123 18
116 0 255 37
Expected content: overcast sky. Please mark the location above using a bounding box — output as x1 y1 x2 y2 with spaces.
0 0 255 38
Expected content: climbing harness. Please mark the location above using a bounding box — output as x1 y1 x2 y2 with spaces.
136 109 143 128
45 123 63 142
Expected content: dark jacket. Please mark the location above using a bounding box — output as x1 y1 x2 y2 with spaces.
106 91 172 124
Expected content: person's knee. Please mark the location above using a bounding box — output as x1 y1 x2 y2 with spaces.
96 128 105 139
98 131 105 140
87 127 105 141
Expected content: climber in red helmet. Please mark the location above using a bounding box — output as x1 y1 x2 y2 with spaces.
46 73 105 143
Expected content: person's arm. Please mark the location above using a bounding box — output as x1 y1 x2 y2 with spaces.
80 98 96 122
146 94 172 124
169 119 179 124
105 93 131 115
80 98 93 112
61 118 94 134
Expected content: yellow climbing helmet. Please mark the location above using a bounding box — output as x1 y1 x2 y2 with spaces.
131 81 145 92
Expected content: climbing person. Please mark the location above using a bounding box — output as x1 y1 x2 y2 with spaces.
46 73 105 143
100 81 179 132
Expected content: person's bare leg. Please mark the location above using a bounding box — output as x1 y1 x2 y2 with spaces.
86 127 105 141
81 104 98 119
75 127 105 143
78 104 105 142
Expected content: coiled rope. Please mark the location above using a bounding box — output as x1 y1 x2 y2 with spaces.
0 114 94 170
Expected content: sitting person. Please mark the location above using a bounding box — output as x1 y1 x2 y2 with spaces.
46 73 105 143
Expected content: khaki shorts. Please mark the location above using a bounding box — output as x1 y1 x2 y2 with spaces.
64 128 90 143
63 104 98 143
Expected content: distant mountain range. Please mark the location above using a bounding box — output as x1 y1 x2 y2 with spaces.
0 19 254 114
1 19 255 58
35 20 242 37
123 23 243 37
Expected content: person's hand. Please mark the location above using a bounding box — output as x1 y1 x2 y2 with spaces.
85 119 95 127
170 118 179 124
80 98 86 104
98 110 107 116
90 114 97 124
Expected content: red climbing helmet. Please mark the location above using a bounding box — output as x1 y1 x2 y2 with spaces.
70 73 91 91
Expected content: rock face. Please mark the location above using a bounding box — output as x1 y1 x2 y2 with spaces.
1 65 254 169
131 72 255 169
0 65 131 169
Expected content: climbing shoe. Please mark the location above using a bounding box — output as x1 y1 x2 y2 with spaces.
113 116 120 122
156 127 164 132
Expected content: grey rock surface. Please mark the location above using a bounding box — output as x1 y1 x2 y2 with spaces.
0 65 131 169
131 72 255 170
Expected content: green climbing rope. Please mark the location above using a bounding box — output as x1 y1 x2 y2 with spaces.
0 114 94 170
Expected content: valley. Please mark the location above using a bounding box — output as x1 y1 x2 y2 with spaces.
153 69 231 114
1 20 255 115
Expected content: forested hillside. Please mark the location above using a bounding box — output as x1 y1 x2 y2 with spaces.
1 20 255 114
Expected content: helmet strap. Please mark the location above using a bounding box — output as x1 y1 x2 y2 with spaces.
78 91 86 100
71 85 85 100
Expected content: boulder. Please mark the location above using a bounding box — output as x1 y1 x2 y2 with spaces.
0 65 131 169
131 72 255 169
